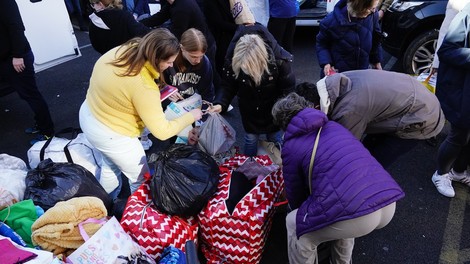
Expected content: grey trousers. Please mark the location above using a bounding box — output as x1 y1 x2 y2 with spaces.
286 202 396 264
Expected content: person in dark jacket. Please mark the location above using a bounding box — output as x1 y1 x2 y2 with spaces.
296 70 445 169
122 0 150 21
210 24 295 156
431 3 470 198
203 0 237 77
267 0 299 53
316 0 383 77
88 0 150 55
272 92 404 264
0 0 55 143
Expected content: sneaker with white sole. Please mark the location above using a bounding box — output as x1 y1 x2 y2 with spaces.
449 169 470 187
432 171 455 197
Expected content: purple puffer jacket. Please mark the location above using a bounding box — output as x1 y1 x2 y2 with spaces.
282 108 404 238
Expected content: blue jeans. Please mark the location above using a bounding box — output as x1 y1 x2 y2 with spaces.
244 131 282 157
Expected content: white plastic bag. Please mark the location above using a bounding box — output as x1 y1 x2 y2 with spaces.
0 154 28 207
164 93 202 142
198 112 237 156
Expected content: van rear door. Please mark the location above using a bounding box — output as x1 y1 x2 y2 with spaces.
15 0 81 72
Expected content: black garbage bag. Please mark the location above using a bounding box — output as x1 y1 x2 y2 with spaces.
150 144 220 217
24 158 113 214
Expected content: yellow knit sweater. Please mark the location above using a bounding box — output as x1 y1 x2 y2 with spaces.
86 46 194 139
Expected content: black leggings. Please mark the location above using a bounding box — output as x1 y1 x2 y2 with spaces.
437 125 470 174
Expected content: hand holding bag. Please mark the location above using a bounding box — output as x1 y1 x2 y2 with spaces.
198 112 237 156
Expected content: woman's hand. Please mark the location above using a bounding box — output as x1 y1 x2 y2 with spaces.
168 91 184 102
323 64 336 76
208 104 222 113
372 62 383 70
190 109 203 121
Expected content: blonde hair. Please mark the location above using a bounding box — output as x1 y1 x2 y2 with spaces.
90 0 123 9
110 28 180 77
232 34 270 86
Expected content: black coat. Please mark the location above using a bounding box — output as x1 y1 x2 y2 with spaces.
0 0 31 60
214 24 295 134
436 4 470 129
203 0 237 72
141 0 213 44
89 8 150 55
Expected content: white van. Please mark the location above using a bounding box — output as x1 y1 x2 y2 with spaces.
16 0 81 72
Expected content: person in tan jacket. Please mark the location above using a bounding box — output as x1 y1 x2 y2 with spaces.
296 69 445 169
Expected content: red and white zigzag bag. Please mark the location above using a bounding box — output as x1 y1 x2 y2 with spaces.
198 155 284 264
120 181 198 260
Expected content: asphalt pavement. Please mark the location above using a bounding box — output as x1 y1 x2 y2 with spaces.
1 26 468 264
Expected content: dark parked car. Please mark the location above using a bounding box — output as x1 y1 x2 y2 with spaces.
381 0 447 74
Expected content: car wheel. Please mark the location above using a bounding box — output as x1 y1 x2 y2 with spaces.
403 30 439 75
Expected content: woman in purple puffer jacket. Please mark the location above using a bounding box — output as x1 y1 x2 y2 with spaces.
271 93 404 264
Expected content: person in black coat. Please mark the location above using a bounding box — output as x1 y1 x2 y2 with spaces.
431 3 470 198
0 0 55 142
88 0 150 54
210 24 295 156
204 0 237 77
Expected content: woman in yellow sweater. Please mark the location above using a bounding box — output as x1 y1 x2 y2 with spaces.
79 28 203 199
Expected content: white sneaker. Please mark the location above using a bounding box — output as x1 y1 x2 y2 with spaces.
449 169 470 186
140 138 153 151
432 171 455 197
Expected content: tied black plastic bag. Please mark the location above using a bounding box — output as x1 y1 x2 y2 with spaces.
24 158 112 213
150 144 219 217
198 112 236 156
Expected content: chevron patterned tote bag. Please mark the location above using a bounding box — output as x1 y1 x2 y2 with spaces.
120 181 198 260
198 155 284 264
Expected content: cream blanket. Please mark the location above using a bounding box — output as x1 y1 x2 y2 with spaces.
31 196 107 256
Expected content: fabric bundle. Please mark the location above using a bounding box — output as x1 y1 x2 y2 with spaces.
31 196 107 256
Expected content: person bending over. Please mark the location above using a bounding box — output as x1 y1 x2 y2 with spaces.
296 69 445 169
272 92 404 264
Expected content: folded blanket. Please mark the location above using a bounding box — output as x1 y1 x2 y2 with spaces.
31 196 107 256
